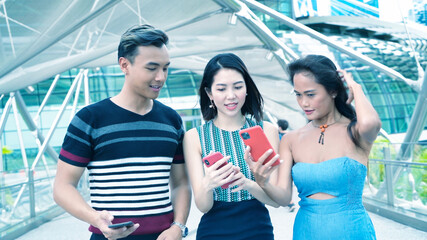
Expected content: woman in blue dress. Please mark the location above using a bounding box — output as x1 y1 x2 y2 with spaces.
183 53 280 239
248 55 381 239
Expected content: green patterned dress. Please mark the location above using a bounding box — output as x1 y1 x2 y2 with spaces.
195 117 274 240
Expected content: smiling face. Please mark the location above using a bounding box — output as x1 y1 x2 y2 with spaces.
119 45 170 100
207 68 247 119
293 71 335 121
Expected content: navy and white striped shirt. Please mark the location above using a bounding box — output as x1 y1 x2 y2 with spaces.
59 98 184 235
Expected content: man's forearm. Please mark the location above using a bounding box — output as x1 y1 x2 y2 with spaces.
171 182 192 224
53 183 98 226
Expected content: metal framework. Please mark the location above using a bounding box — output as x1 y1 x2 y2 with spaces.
240 0 421 91
0 0 426 238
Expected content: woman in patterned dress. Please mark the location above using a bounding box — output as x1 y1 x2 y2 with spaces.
183 53 280 240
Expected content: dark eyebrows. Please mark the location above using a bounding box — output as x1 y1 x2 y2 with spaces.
214 80 244 87
146 61 170 67
294 89 316 94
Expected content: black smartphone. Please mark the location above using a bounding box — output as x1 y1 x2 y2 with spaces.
108 221 134 229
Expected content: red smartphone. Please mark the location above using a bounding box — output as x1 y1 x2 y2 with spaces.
202 152 235 189
108 221 134 229
239 126 279 166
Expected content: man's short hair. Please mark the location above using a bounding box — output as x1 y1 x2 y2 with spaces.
277 119 289 131
118 24 169 64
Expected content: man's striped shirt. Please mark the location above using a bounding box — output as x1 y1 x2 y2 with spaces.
59 98 184 235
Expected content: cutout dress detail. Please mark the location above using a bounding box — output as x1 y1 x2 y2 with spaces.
292 157 376 239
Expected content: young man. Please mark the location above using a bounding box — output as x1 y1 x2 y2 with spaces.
53 24 191 240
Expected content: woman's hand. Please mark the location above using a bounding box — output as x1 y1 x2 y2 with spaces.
337 69 359 105
202 156 235 190
244 146 281 188
337 69 382 146
230 166 249 192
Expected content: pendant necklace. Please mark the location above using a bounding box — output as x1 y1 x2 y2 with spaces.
312 116 342 145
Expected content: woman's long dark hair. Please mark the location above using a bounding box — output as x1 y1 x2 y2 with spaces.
287 55 362 148
199 53 264 122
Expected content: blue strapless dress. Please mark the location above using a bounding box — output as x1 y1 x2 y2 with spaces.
292 157 376 240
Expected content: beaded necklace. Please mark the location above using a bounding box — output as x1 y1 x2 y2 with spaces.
312 116 341 145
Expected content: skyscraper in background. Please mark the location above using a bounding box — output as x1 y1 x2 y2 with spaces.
293 0 379 18
292 0 426 26
413 0 427 25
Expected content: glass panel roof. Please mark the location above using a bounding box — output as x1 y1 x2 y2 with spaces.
0 0 426 134
0 0 303 127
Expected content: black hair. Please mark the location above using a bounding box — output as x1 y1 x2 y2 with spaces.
277 119 289 131
118 24 169 64
199 53 264 122
287 54 361 148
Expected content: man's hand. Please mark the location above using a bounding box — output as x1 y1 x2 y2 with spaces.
97 210 140 240
156 225 182 240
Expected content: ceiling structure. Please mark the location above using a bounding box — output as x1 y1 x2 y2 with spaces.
0 0 298 90
1 2 426 237
0 0 310 126
0 0 426 132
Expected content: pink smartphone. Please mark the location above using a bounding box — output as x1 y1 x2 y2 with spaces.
239 126 279 166
202 152 235 189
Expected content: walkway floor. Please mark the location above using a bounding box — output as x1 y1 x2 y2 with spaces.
17 198 427 240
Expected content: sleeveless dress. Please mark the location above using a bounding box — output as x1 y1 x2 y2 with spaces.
196 117 274 240
292 157 376 240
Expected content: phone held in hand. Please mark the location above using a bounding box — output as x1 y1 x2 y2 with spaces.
202 152 234 189
108 221 134 229
239 126 279 166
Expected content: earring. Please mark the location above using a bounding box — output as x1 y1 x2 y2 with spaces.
209 99 215 109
